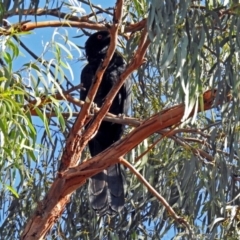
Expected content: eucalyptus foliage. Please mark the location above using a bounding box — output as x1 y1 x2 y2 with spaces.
0 0 240 239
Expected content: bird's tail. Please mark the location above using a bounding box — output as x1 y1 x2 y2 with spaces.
88 164 125 215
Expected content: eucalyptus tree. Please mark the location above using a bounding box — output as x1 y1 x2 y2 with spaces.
0 0 239 239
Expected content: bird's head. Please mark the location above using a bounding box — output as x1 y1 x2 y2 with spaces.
85 31 111 62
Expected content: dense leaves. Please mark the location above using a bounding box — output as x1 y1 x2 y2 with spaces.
1 0 240 239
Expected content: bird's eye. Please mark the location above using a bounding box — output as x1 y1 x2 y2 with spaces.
97 34 103 39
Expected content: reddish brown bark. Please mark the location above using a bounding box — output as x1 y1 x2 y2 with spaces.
21 88 227 239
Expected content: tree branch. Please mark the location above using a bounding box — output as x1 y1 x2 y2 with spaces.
59 0 125 171
1 17 147 35
120 157 194 236
21 89 230 239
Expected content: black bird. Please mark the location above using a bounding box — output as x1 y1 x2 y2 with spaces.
80 31 131 215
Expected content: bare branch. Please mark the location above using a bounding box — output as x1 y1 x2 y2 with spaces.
120 158 194 236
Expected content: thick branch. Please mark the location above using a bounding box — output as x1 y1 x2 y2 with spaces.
21 89 229 239
59 1 124 171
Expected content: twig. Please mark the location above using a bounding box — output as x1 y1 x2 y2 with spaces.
134 123 182 163
4 7 113 20
120 157 194 236
79 0 113 15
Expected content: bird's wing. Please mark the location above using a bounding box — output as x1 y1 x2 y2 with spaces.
80 63 96 102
